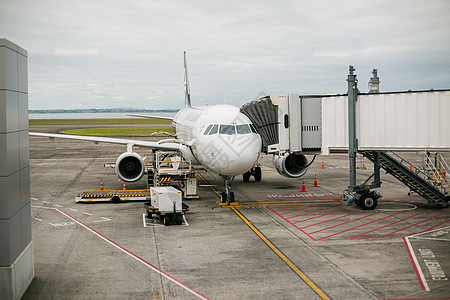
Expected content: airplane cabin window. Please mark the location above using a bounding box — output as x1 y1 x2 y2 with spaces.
208 124 219 135
236 124 251 134
219 125 236 135
204 124 213 135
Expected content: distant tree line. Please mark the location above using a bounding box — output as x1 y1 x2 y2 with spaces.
29 108 180 113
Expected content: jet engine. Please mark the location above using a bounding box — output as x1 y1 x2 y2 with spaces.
115 152 145 182
273 152 309 178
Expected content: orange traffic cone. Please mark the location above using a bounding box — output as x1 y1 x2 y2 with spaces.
301 178 307 192
100 180 104 191
321 160 325 169
362 160 366 169
123 182 126 190
314 174 319 187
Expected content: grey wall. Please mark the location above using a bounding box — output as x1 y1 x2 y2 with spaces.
0 38 33 300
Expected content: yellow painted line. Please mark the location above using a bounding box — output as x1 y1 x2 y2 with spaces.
197 172 330 300
231 207 329 300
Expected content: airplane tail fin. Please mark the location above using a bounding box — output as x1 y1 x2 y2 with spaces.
183 51 192 108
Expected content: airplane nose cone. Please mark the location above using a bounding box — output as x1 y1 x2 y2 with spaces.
196 134 261 176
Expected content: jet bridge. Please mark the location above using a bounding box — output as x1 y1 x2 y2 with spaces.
241 71 450 209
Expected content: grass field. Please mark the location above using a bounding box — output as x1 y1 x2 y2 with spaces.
29 118 172 126
59 128 171 137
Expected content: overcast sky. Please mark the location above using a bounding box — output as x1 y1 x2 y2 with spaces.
1 0 449 110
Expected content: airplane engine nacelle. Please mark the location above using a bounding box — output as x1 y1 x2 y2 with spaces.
273 152 309 178
115 152 145 182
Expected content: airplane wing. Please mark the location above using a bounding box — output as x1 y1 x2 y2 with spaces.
29 132 181 151
127 114 174 121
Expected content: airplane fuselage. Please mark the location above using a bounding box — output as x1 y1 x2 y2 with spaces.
173 104 261 177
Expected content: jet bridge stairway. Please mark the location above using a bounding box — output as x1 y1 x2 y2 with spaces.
362 151 449 208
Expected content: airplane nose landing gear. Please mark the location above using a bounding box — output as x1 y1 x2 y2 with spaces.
220 176 235 204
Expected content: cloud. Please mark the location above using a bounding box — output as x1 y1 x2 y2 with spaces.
1 0 449 109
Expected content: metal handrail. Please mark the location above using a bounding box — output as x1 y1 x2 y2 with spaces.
437 153 449 181
423 153 447 194
387 151 432 182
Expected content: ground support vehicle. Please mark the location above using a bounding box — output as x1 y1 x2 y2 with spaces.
144 186 189 226
75 190 150 203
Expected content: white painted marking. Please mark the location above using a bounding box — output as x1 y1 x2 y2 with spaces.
377 203 417 212
48 222 75 227
404 236 430 291
56 209 209 299
43 201 50 204
31 198 39 201
182 214 189 226
404 226 450 291
93 217 111 223
54 204 63 208
83 212 93 216
69 208 78 212
34 218 42 222
142 213 147 228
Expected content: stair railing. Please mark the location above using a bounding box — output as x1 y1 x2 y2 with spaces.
423 153 447 194
437 153 449 181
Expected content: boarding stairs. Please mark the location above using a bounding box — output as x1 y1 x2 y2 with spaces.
362 151 449 208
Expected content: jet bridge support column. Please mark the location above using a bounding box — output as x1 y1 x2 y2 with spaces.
348 65 358 189
342 66 381 210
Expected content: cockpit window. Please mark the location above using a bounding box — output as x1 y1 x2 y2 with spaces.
208 124 219 135
236 124 251 134
249 124 258 134
203 124 213 135
219 125 236 135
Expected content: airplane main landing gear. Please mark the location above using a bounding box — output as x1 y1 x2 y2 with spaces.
243 166 262 182
220 176 235 204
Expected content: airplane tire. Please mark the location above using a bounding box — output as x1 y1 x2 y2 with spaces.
221 192 227 203
360 194 378 210
254 167 262 182
229 192 235 203
243 172 251 182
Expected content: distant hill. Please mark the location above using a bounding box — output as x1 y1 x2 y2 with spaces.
29 108 180 114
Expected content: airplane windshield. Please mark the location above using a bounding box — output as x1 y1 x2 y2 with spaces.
204 124 256 135
219 125 236 135
208 124 219 135
236 124 251 134
203 124 213 135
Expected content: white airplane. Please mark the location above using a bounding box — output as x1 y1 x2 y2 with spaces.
30 52 311 202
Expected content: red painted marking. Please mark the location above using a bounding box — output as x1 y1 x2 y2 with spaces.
318 210 410 240
292 208 347 224
287 205 340 220
309 211 382 235
402 237 427 291
299 211 361 230
382 210 450 237
268 207 318 241
279 203 329 214
419 219 450 233
350 209 431 239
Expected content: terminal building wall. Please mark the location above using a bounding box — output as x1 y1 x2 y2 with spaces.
0 39 34 299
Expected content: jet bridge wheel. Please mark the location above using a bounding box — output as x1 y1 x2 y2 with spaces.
359 192 378 210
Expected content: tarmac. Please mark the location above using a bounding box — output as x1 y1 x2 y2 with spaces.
24 123 450 299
